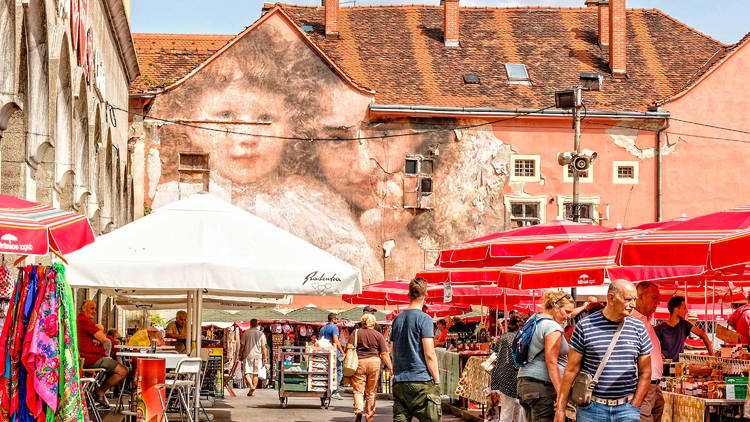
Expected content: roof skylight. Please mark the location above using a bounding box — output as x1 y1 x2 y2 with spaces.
301 25 314 32
505 63 531 85
463 74 480 84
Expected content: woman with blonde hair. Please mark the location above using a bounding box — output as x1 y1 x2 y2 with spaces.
350 313 393 422
516 290 575 422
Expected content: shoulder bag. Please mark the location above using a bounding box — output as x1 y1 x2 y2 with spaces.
342 329 359 377
570 321 625 406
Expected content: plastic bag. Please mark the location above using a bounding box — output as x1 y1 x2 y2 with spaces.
258 365 267 380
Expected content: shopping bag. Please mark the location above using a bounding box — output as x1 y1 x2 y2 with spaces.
342 330 359 377
258 365 267 380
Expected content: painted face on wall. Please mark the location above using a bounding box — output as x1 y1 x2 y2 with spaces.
192 81 286 185
313 101 424 210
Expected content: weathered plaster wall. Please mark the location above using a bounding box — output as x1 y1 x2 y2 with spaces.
660 40 750 220
143 13 511 284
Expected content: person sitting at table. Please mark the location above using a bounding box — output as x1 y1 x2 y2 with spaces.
77 300 129 408
105 329 121 359
165 310 188 353
655 296 713 360
127 326 166 347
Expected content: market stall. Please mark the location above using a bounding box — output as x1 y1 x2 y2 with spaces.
65 192 362 420
0 194 96 421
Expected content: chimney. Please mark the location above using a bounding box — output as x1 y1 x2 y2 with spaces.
324 0 339 38
609 0 626 76
597 1 610 47
444 0 459 47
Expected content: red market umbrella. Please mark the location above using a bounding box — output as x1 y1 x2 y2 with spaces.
385 303 472 321
342 280 442 305
499 221 701 289
436 220 610 269
416 265 506 285
0 194 95 256
432 286 538 307
618 206 750 269
709 227 750 271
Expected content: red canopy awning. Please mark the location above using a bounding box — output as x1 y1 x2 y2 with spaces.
0 194 95 256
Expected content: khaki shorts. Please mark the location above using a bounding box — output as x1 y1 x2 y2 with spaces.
91 357 119 375
244 356 263 375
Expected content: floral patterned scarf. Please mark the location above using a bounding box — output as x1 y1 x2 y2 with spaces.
22 269 60 419
54 263 86 422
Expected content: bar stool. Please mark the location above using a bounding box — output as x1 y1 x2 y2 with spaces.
156 358 206 422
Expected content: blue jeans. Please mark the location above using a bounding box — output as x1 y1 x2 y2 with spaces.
334 350 343 394
576 401 640 422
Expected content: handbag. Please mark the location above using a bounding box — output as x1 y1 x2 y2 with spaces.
342 329 359 377
480 352 497 373
570 321 625 407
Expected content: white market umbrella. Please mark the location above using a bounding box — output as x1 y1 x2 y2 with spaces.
65 192 362 296
65 192 362 418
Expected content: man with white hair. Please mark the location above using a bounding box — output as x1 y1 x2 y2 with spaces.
166 310 188 353
554 280 653 422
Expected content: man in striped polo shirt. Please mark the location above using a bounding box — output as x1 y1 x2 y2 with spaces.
553 280 652 422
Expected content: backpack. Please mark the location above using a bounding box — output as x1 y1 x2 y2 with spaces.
511 313 551 367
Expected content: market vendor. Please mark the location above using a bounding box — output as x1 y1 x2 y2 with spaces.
77 300 129 409
165 310 188 353
655 296 713 360
728 295 750 344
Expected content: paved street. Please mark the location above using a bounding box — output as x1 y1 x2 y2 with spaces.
104 388 465 421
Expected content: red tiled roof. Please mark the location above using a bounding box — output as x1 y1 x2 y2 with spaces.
130 33 235 93
130 6 728 111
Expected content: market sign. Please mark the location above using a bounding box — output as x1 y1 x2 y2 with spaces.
70 0 93 84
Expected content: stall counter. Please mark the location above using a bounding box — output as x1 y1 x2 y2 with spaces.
662 391 745 422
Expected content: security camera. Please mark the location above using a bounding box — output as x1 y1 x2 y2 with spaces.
580 149 598 162
557 152 574 166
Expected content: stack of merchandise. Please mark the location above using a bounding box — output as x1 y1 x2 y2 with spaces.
305 345 335 393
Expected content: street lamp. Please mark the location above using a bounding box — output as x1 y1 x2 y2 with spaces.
555 73 602 222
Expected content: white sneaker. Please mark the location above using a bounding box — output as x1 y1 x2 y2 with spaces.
331 392 343 400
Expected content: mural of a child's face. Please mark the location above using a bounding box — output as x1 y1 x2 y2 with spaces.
192 82 286 185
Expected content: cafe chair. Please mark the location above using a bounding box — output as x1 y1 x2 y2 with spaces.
156 357 210 422
80 359 108 422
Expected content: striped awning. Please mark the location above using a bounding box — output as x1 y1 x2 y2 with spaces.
0 194 95 256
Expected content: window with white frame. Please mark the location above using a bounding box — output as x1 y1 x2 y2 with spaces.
613 161 639 184
504 195 546 227
563 163 593 183
557 195 600 224
510 155 541 182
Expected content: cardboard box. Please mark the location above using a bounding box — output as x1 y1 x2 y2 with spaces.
726 376 748 400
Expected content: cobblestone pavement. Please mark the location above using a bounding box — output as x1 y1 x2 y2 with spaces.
104 388 464 421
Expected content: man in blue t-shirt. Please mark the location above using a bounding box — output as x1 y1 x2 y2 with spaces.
554 279 653 422
319 313 345 399
390 277 441 422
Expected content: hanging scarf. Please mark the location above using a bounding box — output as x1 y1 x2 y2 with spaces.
22 268 60 419
0 269 25 421
16 266 43 422
54 264 86 422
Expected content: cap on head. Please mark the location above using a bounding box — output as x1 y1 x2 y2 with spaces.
362 305 377 313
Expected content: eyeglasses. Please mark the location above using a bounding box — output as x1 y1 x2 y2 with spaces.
554 293 573 306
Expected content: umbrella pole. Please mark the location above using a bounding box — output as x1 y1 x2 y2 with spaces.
186 291 193 356
503 290 508 332
194 289 203 421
